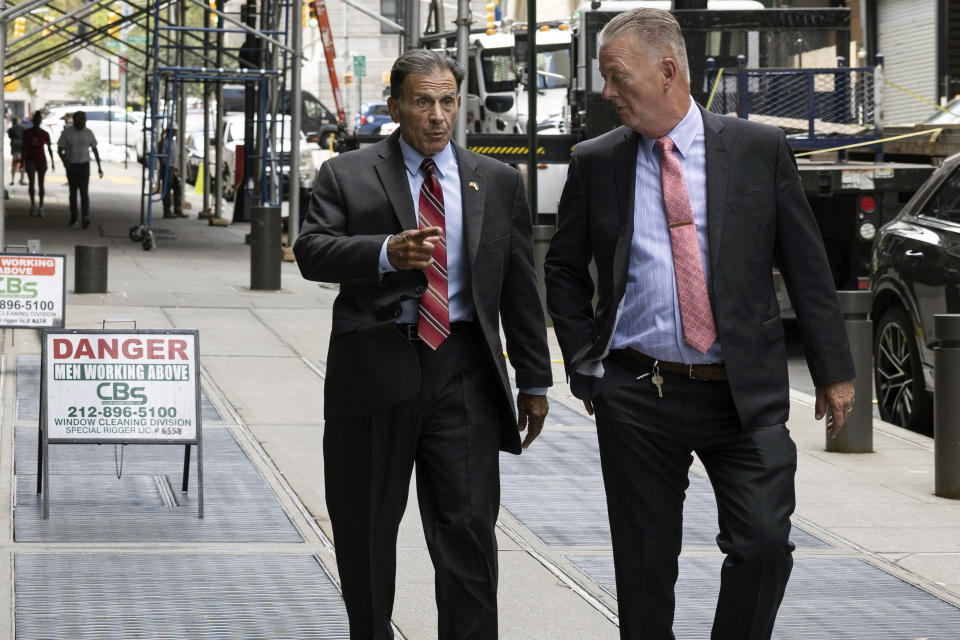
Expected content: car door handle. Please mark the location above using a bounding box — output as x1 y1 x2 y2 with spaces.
904 250 924 260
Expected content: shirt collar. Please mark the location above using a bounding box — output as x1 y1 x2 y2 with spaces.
640 96 701 159
399 135 458 178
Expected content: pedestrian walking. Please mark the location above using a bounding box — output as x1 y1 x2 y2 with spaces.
57 111 104 229
159 123 187 218
22 111 55 217
295 48 552 638
7 117 26 186
544 8 855 639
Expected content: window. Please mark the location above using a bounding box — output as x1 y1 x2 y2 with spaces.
919 168 960 224
371 104 390 116
481 50 516 94
85 112 108 121
536 46 571 90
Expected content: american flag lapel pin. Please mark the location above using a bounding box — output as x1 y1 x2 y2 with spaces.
468 181 479 191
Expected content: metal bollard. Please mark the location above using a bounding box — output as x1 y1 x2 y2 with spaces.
250 206 282 290
934 314 960 498
827 291 873 453
74 245 108 294
532 225 554 327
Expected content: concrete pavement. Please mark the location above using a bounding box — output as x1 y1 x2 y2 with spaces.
0 160 958 638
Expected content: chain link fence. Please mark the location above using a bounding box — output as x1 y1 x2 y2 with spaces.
706 64 879 148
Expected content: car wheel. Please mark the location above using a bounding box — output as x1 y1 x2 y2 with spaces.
874 306 932 432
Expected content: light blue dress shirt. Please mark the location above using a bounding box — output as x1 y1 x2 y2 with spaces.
379 138 473 323
378 137 546 395
610 97 724 365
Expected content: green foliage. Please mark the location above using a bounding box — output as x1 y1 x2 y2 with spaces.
69 67 107 104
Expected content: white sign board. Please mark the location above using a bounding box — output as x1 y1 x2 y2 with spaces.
43 330 199 443
0 254 65 328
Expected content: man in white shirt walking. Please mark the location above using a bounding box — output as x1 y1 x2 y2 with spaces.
57 111 104 229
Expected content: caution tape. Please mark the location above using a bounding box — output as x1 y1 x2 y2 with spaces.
866 70 958 117
469 146 547 155
705 68 725 112
793 127 944 157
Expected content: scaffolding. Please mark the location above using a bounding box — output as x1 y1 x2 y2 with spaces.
0 0 304 251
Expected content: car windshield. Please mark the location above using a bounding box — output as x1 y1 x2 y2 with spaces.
535 45 570 90
481 49 516 93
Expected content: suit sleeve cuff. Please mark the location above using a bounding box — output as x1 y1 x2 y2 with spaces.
379 237 397 274
518 387 548 396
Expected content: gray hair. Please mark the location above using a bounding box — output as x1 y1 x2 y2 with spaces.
389 49 464 101
598 8 689 83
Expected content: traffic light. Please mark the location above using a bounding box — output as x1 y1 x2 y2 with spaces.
43 15 54 37
13 17 26 40
308 1 318 28
107 11 119 38
486 2 495 35
209 1 219 26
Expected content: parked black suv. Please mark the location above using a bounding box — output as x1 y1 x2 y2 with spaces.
870 152 960 432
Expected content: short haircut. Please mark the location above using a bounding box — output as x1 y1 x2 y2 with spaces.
74 110 86 120
389 49 464 101
598 8 689 83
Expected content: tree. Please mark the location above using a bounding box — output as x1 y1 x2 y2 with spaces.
69 66 107 104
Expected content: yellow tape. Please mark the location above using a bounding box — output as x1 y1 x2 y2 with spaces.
705 67 724 112
866 70 956 117
793 127 944 157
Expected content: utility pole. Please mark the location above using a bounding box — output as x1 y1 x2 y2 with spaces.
290 0 303 241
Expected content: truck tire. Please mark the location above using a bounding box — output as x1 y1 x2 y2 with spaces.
874 306 932 433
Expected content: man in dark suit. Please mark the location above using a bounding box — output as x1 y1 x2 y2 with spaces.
544 8 855 639
295 49 552 639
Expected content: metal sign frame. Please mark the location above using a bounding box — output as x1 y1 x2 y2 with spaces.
38 328 203 519
0 253 67 330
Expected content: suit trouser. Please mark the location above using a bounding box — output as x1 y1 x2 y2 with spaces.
324 325 502 640
65 162 90 223
161 164 182 216
594 352 797 640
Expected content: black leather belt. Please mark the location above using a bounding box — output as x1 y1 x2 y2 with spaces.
612 348 727 382
397 321 475 341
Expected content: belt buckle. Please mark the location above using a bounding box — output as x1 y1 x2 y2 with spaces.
404 324 419 340
688 364 708 381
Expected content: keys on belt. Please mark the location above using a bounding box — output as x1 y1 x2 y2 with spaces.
610 348 728 399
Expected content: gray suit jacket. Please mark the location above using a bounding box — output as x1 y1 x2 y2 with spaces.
545 107 854 428
295 131 552 453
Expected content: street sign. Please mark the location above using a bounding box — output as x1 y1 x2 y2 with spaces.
353 55 366 78
0 253 66 329
128 34 147 43
40 329 204 518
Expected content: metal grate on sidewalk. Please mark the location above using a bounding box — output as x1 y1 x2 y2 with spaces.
568 555 960 638
15 354 223 422
14 427 303 543
15 553 349 639
500 430 829 549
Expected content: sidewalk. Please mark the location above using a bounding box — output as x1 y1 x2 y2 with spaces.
0 160 959 638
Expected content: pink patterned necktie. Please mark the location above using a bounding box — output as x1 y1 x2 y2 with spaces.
417 158 450 350
655 136 717 354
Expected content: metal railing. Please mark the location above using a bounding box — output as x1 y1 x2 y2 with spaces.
705 54 885 156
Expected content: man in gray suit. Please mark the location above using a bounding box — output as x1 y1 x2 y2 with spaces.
545 8 855 639
295 49 552 639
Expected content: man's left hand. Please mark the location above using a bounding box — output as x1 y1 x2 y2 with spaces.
815 380 855 438
97 167 104 179
517 392 549 449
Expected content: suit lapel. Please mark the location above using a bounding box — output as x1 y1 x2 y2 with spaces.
613 129 640 294
455 144 486 268
701 106 729 275
375 131 418 231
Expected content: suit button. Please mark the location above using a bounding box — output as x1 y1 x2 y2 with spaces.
415 285 426 294
394 308 402 318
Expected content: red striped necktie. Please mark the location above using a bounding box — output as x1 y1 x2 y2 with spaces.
417 158 450 350
655 136 717 354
